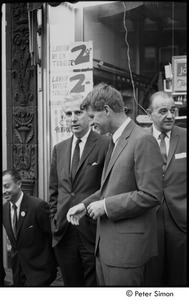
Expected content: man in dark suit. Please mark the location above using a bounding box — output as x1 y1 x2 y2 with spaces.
67 83 163 286
144 91 187 286
49 93 110 286
2 169 57 286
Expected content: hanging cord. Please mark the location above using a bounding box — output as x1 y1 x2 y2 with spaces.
171 2 174 58
122 2 149 115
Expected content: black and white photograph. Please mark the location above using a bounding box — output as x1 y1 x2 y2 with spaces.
1 1 187 299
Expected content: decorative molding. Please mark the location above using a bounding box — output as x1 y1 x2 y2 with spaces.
12 3 28 25
12 25 35 106
13 106 34 144
6 3 38 194
13 144 36 180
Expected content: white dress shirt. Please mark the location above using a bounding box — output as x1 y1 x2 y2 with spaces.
152 124 171 156
112 117 131 146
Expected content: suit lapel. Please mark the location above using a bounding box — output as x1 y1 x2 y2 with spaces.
166 127 179 169
74 130 97 178
63 137 73 181
17 194 28 237
151 125 179 171
3 202 17 245
3 202 14 238
102 120 135 184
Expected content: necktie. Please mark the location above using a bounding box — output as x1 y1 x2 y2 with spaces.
159 132 167 172
12 203 17 239
71 138 81 180
104 138 115 175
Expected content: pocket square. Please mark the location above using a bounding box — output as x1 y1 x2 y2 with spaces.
175 152 186 159
92 162 98 166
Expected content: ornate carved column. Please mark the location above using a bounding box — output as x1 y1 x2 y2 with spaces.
6 3 38 195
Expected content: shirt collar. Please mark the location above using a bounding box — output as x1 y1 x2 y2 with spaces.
112 117 131 144
72 128 91 145
152 124 171 140
11 191 23 209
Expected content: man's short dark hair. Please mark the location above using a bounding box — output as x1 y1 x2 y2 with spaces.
2 169 21 183
81 83 125 113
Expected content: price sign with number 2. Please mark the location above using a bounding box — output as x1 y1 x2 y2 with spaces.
68 41 93 96
50 41 93 101
70 41 93 69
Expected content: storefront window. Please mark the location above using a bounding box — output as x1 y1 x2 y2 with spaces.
46 1 186 148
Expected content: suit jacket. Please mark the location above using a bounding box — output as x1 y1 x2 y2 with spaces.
49 129 110 249
150 125 187 233
84 120 163 268
3 194 57 286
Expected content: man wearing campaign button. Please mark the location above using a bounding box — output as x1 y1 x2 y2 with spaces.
2 169 57 286
145 91 187 286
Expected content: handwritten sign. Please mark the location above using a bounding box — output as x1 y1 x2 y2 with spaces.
50 70 93 101
172 56 187 93
50 104 72 147
51 41 93 71
50 41 93 148
50 41 93 102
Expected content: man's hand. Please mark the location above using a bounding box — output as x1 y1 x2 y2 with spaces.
87 200 105 220
67 203 86 225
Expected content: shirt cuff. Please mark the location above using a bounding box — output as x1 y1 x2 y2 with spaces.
103 198 108 216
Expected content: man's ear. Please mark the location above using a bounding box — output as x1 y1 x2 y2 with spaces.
146 108 152 118
103 105 111 117
17 180 22 188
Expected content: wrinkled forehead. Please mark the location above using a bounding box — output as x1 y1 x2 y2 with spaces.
152 96 175 110
63 99 84 112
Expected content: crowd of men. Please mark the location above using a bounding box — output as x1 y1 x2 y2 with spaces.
2 84 186 287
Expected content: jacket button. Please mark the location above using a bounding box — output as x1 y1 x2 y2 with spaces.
71 192 75 196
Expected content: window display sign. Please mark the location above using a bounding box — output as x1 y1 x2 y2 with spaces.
172 56 187 93
50 41 93 102
50 70 93 101
50 104 71 146
50 40 93 148
51 41 93 71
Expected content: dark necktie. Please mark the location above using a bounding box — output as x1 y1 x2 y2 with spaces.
159 132 167 172
71 138 81 180
104 137 115 175
12 203 18 239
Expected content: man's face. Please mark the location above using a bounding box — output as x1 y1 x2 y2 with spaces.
3 174 21 204
63 99 90 138
86 106 111 135
150 96 176 133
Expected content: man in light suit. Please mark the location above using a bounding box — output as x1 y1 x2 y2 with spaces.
2 169 57 286
49 93 110 286
67 83 163 286
144 91 187 286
